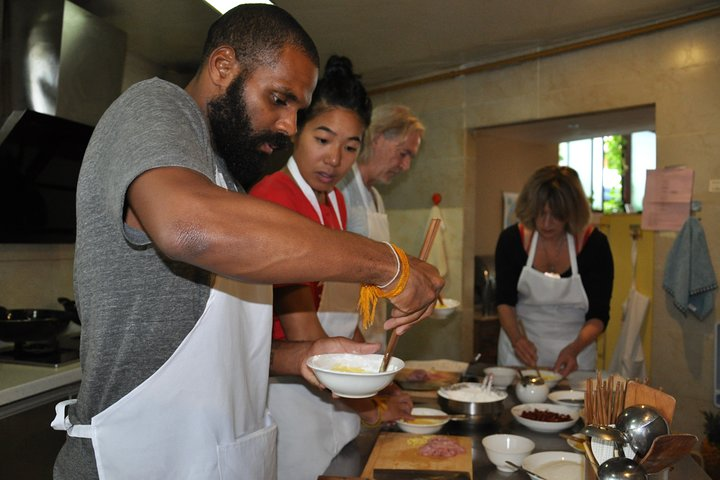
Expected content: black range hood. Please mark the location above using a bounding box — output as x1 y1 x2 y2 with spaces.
0 0 126 243
0 110 94 243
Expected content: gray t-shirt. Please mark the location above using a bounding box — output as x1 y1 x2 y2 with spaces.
55 78 235 478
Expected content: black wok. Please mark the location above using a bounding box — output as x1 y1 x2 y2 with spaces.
0 308 72 343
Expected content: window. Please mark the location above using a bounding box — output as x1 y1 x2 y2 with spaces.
558 131 656 214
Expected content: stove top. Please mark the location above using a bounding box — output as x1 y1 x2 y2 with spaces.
0 335 80 367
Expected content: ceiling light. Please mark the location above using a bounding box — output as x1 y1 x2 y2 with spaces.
203 0 273 15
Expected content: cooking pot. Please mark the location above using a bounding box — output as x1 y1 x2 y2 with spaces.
0 308 72 344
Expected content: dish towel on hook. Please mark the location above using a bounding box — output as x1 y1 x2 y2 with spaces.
662 217 718 319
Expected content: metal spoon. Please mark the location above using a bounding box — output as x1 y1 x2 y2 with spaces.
505 461 548 480
582 424 629 458
516 369 545 387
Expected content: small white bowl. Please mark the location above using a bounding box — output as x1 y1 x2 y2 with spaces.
520 369 562 389
431 298 460 318
548 389 585 409
483 366 516 389
396 407 449 434
306 353 404 398
482 433 535 472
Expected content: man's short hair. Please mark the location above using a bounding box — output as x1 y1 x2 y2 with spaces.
201 4 319 74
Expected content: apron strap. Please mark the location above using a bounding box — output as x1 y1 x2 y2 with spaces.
287 157 342 228
51 399 93 438
566 233 579 275
527 231 580 274
526 231 539 266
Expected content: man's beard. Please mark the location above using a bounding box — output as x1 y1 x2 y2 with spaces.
207 75 291 189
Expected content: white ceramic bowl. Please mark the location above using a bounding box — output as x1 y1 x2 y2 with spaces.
520 369 562 389
396 407 449 434
483 366 516 389
511 403 580 433
548 389 585 409
431 298 460 318
482 433 535 472
522 451 584 480
515 381 549 404
306 353 404 398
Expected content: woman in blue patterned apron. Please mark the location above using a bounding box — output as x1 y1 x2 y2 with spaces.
495 165 614 377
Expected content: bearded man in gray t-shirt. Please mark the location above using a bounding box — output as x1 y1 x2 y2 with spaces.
53 5 443 480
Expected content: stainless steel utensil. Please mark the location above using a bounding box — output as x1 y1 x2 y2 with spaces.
437 383 506 424
597 457 648 480
411 413 468 421
581 424 629 458
615 405 670 458
505 461 548 480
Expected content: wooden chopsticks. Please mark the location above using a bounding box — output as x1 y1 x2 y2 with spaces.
379 218 442 372
584 372 627 426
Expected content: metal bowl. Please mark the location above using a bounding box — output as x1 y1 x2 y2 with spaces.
437 382 507 424
615 405 669 458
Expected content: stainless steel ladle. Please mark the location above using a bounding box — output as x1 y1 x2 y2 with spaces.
582 424 629 458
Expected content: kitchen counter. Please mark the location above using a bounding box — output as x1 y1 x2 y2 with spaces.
324 366 709 479
0 361 81 412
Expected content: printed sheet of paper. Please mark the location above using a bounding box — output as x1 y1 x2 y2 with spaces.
641 168 694 231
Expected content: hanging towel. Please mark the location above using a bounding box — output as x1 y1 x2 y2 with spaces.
662 217 718 320
426 205 448 277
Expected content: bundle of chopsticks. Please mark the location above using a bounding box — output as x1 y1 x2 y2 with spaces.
584 371 626 426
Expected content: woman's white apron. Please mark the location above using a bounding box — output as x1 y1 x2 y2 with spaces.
267 159 361 480
51 170 276 480
498 232 595 370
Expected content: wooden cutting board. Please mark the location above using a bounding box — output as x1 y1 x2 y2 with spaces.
361 432 473 479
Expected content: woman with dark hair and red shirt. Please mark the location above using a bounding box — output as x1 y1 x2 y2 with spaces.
250 55 412 480
495 165 614 377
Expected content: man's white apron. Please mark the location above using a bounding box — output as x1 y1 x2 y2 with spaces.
267 158 360 480
52 170 276 480
498 232 595 370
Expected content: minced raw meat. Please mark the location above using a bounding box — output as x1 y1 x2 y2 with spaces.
418 436 466 457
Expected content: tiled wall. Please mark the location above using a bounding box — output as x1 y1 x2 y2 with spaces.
373 17 720 438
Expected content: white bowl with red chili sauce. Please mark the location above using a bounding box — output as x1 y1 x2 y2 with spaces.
511 403 579 433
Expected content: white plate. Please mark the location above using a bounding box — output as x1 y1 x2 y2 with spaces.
522 451 584 480
548 390 585 408
511 403 579 433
